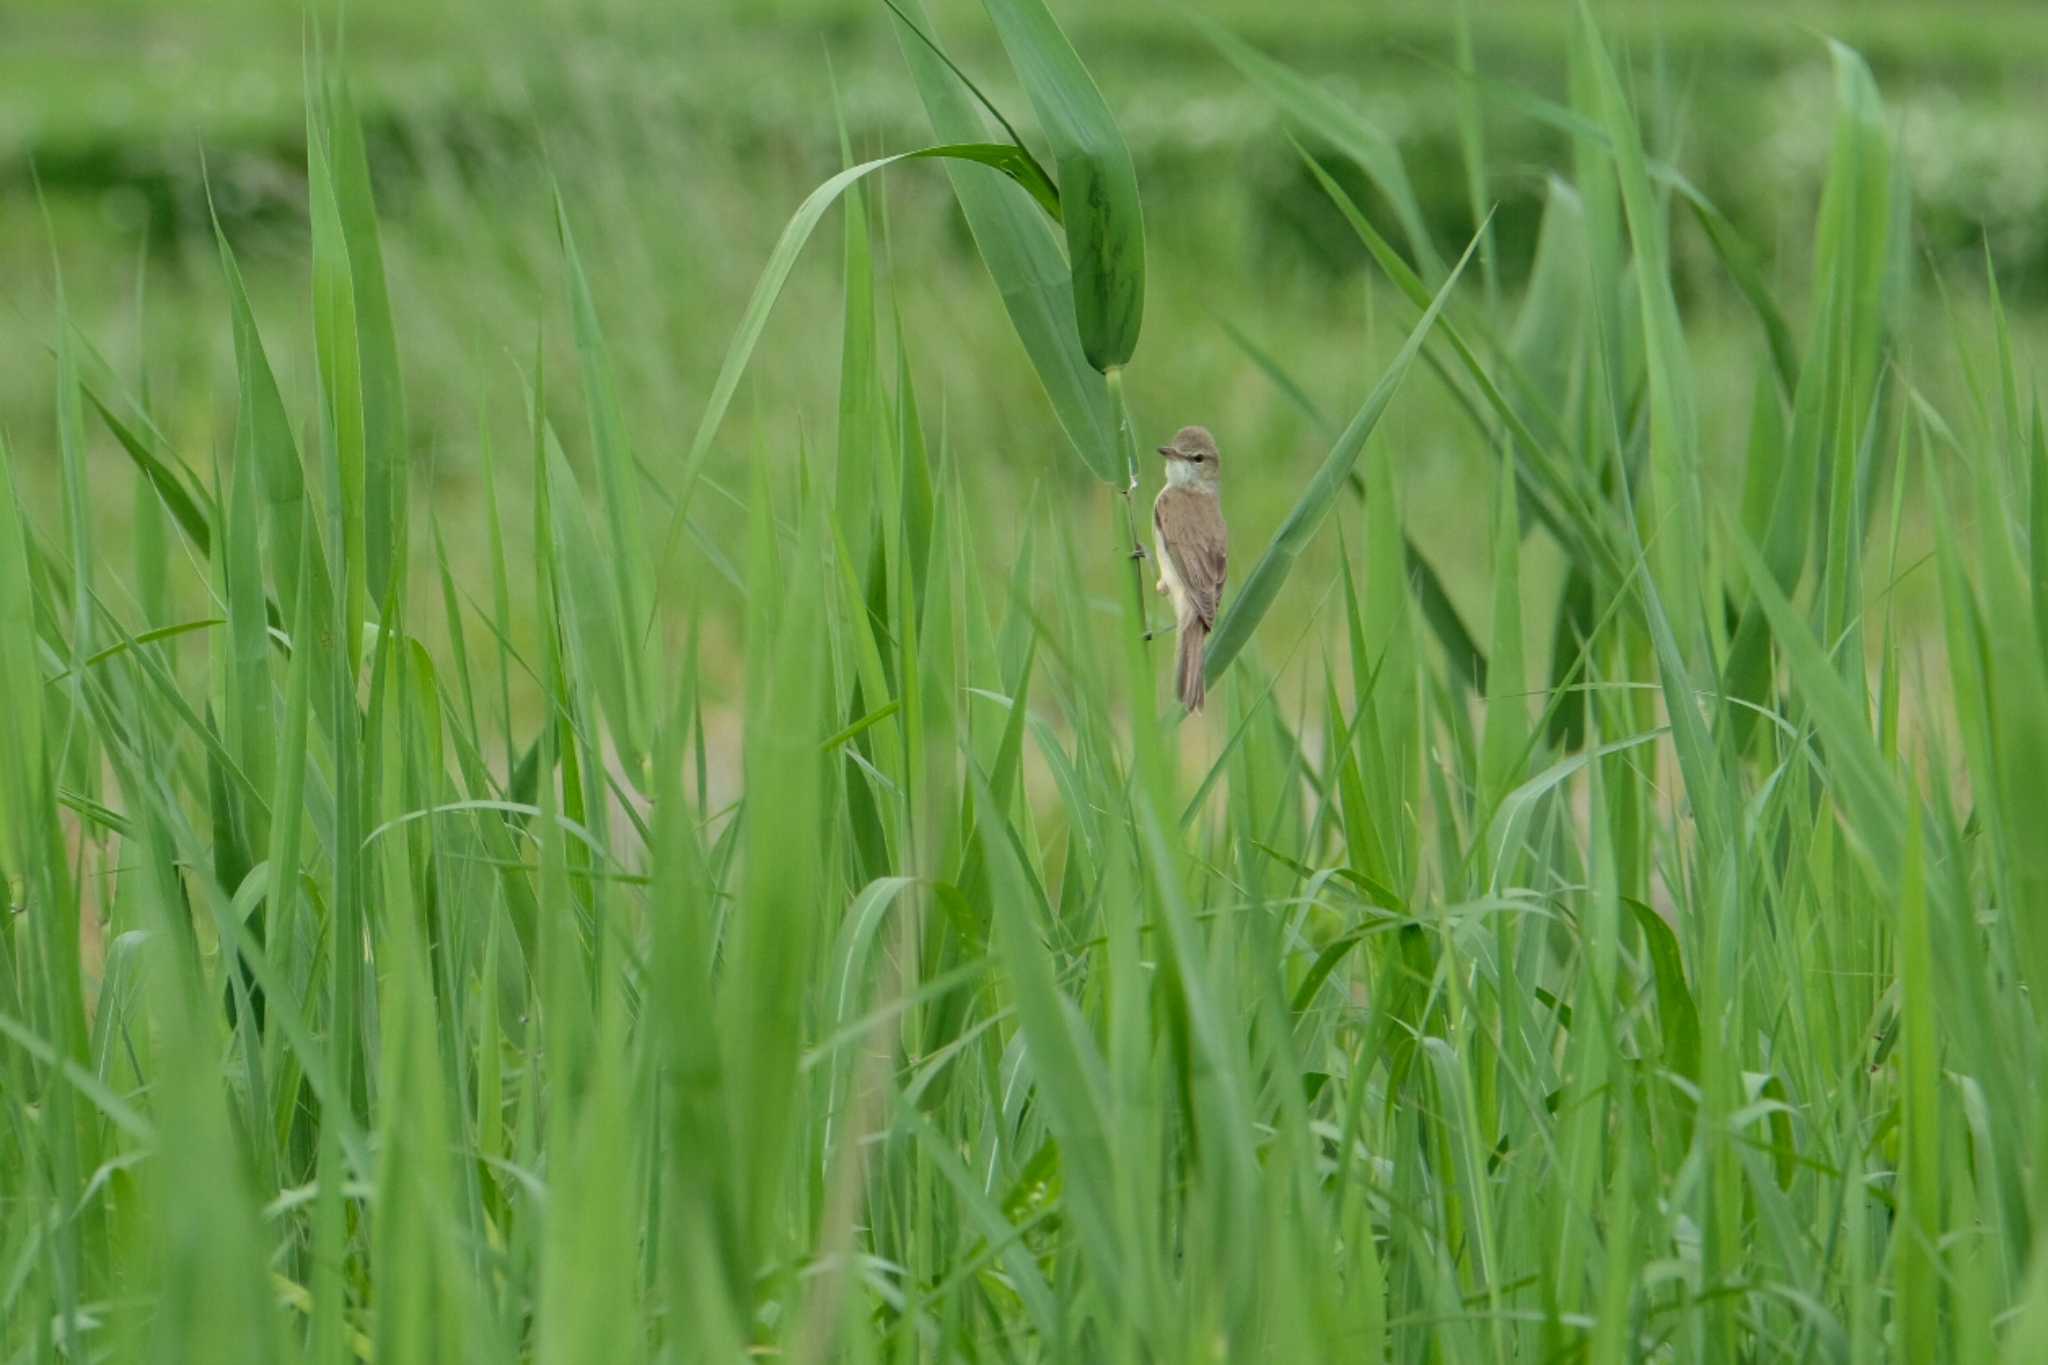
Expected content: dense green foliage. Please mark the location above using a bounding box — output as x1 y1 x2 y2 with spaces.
4 2 2048 1361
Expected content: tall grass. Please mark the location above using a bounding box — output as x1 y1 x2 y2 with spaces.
1 3 2043 1361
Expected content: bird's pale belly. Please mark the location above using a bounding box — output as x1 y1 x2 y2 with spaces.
1156 532 1193 622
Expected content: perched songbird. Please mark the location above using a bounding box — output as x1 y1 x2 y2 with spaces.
1152 425 1229 712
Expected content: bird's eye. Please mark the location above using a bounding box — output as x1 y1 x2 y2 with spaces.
1191 454 1204 462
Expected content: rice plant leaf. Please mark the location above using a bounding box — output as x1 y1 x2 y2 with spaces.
1444 61 1796 395
556 194 651 777
969 764 1119 1280
1895 801 1940 1363
0 431 46 863
1293 142 1612 583
307 101 368 677
1579 2 1703 639
221 412 275 853
1623 897 1700 1083
1453 0 1496 310
540 421 641 803
1215 315 1487 693
0 1010 153 1143
821 700 900 754
1727 524 1904 884
326 78 406 613
978 0 1145 370
1485 728 1665 884
906 1112 1062 1340
654 140 1098 605
1478 454 1527 816
83 390 213 556
1685 192 1799 397
888 0 1117 478
1291 930 1367 1017
1721 39 1893 742
1203 230 1480 687
1509 178 1588 413
1408 546 1486 697
2030 390 2048 671
215 217 323 622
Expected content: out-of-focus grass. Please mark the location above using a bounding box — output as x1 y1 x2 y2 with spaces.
7 0 2044 713
2 5 2048 1357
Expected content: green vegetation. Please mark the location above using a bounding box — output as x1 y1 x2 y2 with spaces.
3 0 2047 1359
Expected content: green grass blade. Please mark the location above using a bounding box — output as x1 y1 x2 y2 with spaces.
555 196 652 776
1204 229 1480 688
979 0 1145 371
650 140 1105 616
1191 12 1444 284
888 0 1117 478
326 78 406 612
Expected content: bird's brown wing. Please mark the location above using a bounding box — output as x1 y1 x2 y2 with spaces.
1154 486 1228 628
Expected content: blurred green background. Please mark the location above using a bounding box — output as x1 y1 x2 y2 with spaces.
5 0 2046 698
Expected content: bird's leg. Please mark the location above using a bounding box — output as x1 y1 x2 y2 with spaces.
1115 464 1154 650
1125 468 1149 563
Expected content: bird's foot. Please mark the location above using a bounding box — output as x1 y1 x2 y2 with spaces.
1129 543 1148 562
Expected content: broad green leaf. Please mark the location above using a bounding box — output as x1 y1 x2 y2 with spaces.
980 0 1145 370
888 0 1117 479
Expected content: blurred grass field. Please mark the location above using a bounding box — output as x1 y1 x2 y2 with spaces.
6 0 2047 688
5 0 2048 1360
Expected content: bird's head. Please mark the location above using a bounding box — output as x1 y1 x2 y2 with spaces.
1158 425 1221 489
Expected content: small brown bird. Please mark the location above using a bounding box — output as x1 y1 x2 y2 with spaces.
1152 425 1229 712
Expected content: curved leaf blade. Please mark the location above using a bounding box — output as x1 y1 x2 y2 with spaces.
980 0 1145 371
651 141 1083 609
888 0 1119 479
1203 230 1482 689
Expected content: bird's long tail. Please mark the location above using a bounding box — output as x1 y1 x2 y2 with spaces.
1176 617 1208 713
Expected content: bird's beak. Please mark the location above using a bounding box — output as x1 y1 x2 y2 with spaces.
1156 445 1178 459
